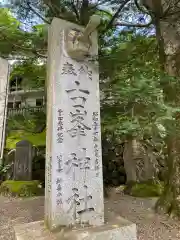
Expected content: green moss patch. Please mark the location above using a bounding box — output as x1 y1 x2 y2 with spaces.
124 182 164 198
0 180 44 197
6 130 46 149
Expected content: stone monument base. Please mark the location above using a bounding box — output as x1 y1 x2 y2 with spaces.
13 213 137 240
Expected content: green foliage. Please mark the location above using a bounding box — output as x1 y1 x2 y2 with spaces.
100 33 178 144
101 35 158 138
102 136 126 186
6 130 46 149
0 163 11 174
10 60 46 89
8 111 46 133
32 153 45 187
8 0 111 26
125 182 164 198
0 180 43 197
0 8 23 57
0 8 47 59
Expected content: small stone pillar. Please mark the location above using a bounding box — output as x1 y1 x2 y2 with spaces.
14 140 33 180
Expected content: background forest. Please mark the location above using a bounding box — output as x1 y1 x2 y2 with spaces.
1 0 180 217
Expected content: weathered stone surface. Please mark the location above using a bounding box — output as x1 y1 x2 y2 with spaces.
14 213 137 240
0 57 9 159
6 149 15 179
13 140 33 180
45 18 104 229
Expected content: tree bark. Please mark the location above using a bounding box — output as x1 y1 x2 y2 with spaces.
143 0 180 216
157 3 180 216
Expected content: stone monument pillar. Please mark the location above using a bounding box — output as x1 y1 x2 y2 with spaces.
0 58 9 160
45 16 104 230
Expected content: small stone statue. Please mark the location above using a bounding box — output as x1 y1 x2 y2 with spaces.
65 15 101 61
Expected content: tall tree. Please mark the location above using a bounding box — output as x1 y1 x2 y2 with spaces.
100 32 169 184
141 0 180 217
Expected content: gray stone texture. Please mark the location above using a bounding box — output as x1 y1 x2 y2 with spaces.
13 140 33 180
14 213 137 240
0 57 9 159
45 18 104 229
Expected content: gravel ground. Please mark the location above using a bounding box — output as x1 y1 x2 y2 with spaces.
0 191 180 240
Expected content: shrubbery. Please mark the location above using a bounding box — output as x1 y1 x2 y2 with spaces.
124 181 164 197
0 180 43 197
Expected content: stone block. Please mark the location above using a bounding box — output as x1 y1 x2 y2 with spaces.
14 140 33 180
13 213 137 240
45 17 104 229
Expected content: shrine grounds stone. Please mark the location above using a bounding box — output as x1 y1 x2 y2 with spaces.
13 140 33 181
45 17 104 229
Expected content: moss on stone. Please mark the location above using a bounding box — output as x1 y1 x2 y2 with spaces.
124 181 164 198
0 180 43 197
6 130 46 149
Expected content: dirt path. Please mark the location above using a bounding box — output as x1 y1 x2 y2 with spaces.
0 192 180 240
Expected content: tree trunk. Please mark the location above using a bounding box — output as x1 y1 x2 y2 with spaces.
155 134 180 216
157 2 180 216
143 0 180 216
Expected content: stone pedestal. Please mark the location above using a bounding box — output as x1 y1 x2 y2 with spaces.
14 212 137 240
45 18 104 229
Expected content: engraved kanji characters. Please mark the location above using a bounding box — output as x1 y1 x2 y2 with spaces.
79 148 91 171
57 109 63 143
56 177 62 195
65 148 91 181
66 83 91 138
46 157 52 193
66 187 80 220
78 65 92 81
57 155 63 173
56 154 63 206
92 112 100 176
62 62 77 76
58 60 99 220
77 185 94 215
65 152 79 181
67 185 94 221
92 112 99 142
62 61 92 80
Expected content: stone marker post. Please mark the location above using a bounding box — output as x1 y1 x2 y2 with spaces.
0 58 9 160
14 140 33 180
45 16 104 230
